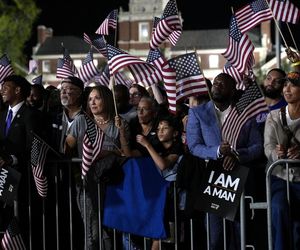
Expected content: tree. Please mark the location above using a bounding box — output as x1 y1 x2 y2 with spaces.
0 0 40 74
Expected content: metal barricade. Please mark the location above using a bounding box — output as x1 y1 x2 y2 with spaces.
266 159 300 250
12 156 267 250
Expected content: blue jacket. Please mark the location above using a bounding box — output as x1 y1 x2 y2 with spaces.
186 101 263 164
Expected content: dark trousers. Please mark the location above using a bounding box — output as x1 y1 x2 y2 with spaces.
271 176 300 250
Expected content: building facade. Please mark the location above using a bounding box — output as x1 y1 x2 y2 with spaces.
32 0 278 86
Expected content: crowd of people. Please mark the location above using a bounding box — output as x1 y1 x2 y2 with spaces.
0 49 300 250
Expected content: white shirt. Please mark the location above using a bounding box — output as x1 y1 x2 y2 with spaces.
214 104 232 158
7 101 25 122
214 104 231 125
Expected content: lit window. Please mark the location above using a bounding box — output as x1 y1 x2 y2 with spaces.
93 59 98 67
209 55 219 68
139 23 149 42
74 59 82 68
42 60 50 73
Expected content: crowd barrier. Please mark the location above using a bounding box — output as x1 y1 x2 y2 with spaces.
1 157 299 250
265 159 300 250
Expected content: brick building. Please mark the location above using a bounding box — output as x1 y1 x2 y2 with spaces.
32 0 280 86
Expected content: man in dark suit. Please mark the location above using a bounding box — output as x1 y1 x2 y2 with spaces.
0 75 42 248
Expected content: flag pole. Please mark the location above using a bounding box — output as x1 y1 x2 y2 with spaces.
114 9 118 47
263 0 289 48
106 10 119 118
110 75 119 117
286 23 299 53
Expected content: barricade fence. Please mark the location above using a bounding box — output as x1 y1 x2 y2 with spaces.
265 159 300 250
1 157 298 250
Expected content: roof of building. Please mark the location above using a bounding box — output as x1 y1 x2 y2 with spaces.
172 28 261 51
35 36 90 56
35 28 262 55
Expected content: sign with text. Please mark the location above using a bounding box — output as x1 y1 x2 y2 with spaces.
0 166 21 206
195 161 249 221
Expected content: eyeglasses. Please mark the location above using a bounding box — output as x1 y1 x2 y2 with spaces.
130 92 142 98
60 87 79 95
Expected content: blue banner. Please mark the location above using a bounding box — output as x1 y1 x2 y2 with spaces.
103 157 170 239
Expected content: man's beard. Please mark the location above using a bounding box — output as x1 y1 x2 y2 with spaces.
212 93 228 103
262 86 282 99
61 98 69 106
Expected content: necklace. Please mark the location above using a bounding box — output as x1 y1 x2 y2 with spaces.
95 118 109 125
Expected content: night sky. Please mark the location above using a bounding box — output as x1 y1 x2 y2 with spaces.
30 1 248 40
25 0 300 57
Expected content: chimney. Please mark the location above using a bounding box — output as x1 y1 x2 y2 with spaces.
37 25 53 44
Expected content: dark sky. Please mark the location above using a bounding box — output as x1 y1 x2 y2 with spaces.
25 0 247 57
32 1 250 38
26 0 300 56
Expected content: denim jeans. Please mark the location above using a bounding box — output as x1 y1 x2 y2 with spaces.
271 176 300 250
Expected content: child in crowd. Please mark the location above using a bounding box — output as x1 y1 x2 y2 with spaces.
136 114 184 250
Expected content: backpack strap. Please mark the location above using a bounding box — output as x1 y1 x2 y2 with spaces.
280 106 300 147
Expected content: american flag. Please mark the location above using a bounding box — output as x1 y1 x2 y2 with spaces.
92 35 107 57
235 0 273 33
107 44 158 87
222 15 255 73
1 217 26 250
222 81 269 148
128 64 160 88
95 9 118 35
28 59 37 74
168 52 208 102
138 48 166 88
137 49 166 88
223 54 255 90
56 46 78 79
95 65 133 88
152 17 160 33
150 0 182 50
94 65 110 87
83 32 93 45
161 62 177 114
78 50 99 83
83 33 107 58
115 71 134 88
31 134 50 198
62 46 78 74
146 48 166 74
0 54 14 84
82 114 104 178
223 62 243 89
31 75 43 85
269 0 300 24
